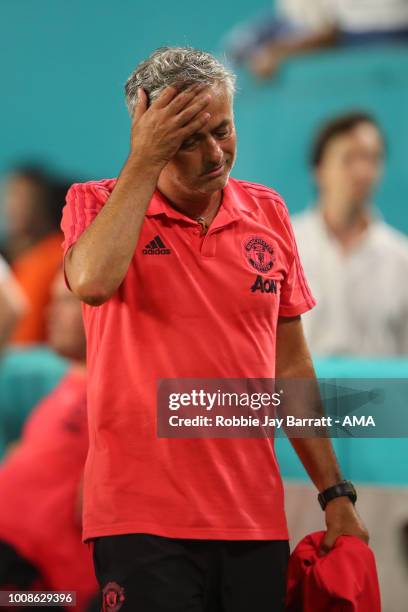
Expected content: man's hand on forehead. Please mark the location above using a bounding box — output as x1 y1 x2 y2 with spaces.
129 83 212 166
151 82 208 117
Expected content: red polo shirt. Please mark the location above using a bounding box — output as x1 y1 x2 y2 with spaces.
61 177 315 542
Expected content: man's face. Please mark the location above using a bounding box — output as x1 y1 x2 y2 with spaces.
5 175 42 236
316 122 384 206
158 84 237 196
47 272 86 361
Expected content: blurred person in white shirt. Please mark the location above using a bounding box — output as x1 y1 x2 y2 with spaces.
292 111 408 356
225 0 408 78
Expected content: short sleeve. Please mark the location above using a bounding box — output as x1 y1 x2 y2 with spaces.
275 199 316 318
60 182 111 257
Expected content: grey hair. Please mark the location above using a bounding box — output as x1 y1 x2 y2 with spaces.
125 47 236 116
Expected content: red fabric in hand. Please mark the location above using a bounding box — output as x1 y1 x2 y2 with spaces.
286 531 381 611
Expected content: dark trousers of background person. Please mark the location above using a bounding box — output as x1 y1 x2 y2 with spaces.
92 533 290 612
0 540 62 611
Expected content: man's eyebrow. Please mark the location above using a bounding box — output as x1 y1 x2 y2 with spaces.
212 119 230 130
184 119 231 143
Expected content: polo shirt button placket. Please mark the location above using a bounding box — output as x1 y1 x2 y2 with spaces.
200 230 218 258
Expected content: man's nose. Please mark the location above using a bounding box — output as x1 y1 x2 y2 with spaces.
205 137 223 164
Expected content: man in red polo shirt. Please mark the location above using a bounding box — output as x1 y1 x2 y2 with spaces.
61 47 368 611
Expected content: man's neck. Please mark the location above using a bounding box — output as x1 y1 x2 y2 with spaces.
319 199 371 252
158 186 223 221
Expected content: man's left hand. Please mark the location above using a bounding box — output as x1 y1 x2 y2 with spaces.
320 497 369 556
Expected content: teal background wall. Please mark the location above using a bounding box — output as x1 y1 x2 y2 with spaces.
1 0 408 233
0 0 259 180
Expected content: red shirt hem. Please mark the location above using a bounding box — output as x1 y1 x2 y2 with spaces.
83 522 289 542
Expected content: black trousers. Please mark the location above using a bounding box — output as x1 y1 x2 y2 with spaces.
92 533 289 612
0 540 38 589
0 540 62 611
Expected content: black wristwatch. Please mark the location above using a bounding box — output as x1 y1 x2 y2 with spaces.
318 480 357 510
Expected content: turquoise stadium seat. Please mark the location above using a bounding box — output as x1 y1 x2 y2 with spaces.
1 348 406 485
276 357 408 485
0 348 68 458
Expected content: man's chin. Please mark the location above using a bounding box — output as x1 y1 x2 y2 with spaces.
48 337 80 360
199 171 230 193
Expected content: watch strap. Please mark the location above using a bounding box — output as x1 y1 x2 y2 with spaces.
318 480 357 510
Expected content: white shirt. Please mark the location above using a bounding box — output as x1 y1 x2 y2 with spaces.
0 255 10 283
279 0 408 32
293 208 408 356
277 0 335 31
329 0 408 32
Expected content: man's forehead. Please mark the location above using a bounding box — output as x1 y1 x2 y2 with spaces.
199 85 233 129
205 82 233 104
353 123 383 148
325 133 356 155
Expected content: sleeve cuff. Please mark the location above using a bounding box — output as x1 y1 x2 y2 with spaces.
278 298 316 318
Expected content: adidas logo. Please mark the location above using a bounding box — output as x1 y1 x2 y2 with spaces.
142 235 171 255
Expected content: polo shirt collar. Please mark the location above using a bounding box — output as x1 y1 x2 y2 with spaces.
145 179 255 229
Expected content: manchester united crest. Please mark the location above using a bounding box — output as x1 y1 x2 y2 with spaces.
243 236 275 273
102 582 125 612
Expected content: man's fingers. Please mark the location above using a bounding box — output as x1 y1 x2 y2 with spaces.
179 112 211 139
174 92 212 127
152 85 182 109
132 88 148 123
319 525 369 558
318 530 339 557
165 83 208 115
